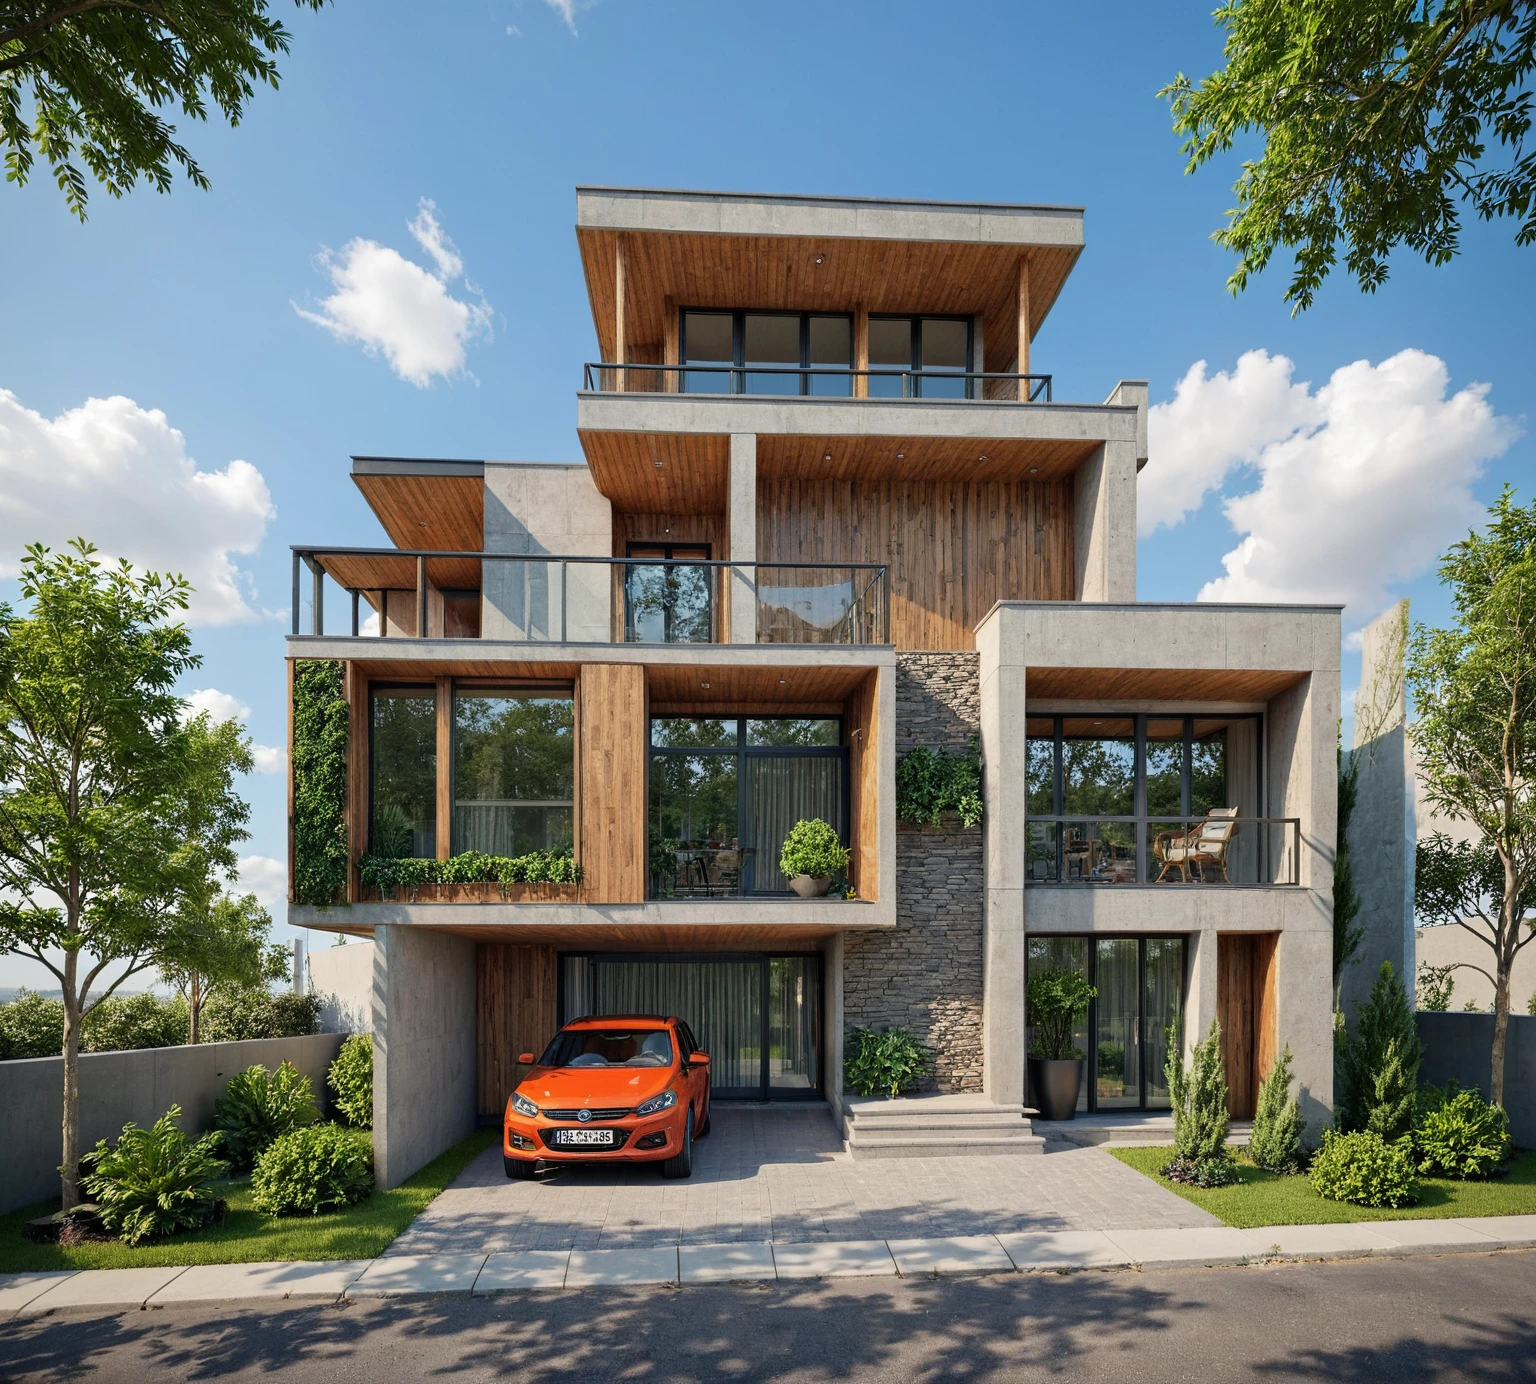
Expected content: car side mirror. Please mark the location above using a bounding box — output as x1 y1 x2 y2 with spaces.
691 1052 710 1067
518 1052 536 1065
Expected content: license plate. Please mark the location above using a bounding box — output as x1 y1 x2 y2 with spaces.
552 1128 615 1147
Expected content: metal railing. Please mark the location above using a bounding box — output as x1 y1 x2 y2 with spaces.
290 547 890 646
1024 816 1303 887
582 361 1052 402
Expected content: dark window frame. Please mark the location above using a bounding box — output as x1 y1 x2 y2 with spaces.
680 309 854 395
622 540 714 645
367 682 439 857
867 313 975 398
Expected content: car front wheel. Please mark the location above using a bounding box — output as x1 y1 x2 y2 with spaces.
504 1155 538 1179
661 1108 694 1179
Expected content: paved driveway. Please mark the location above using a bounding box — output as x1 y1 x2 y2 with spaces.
389 1105 1214 1255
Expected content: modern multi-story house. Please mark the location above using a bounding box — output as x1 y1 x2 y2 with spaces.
287 187 1339 1187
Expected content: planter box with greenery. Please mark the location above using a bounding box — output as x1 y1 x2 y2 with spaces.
1026 968 1095 1120
356 850 583 903
779 819 850 899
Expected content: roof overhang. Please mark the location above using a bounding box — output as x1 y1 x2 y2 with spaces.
349 456 485 552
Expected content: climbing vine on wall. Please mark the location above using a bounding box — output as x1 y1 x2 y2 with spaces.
895 742 983 828
292 659 350 907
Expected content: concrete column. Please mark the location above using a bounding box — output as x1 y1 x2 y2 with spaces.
978 609 1026 1107
1277 927 1337 1138
728 433 757 644
373 925 477 1189
1072 441 1138 602
1184 927 1220 1064
824 933 845 1123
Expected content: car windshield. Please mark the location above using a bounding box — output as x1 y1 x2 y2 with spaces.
539 1029 674 1068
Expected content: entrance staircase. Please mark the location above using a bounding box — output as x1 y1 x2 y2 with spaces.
842 1093 1045 1159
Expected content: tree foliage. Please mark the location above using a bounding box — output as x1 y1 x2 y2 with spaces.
157 889 283 1043
1338 960 1422 1139
1409 486 1536 1105
1163 0 1536 310
1249 1042 1307 1172
1335 735 1365 999
895 743 983 828
1164 1018 1239 1186
291 659 349 907
1 0 329 220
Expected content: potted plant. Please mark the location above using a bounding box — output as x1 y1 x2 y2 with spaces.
779 818 850 899
1027 967 1096 1121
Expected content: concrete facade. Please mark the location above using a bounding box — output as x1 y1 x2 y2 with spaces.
0 1033 345 1213
308 938 375 1034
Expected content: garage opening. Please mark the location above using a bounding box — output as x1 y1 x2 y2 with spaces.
559 953 823 1100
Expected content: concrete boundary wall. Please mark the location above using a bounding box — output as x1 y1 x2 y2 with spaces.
309 939 375 1034
1418 1012 1536 1148
0 1032 345 1214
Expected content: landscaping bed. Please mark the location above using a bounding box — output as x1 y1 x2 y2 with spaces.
1111 1145 1536 1227
0 1129 495 1273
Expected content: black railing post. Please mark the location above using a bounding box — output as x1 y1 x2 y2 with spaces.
350 589 359 637
416 555 428 638
560 560 568 643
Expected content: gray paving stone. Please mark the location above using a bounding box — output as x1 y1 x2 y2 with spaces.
679 1242 776 1283
566 1247 679 1286
0 1273 75 1316
996 1230 1128 1270
21 1266 188 1315
149 1260 372 1303
771 1240 898 1279
475 1251 571 1292
344 1254 487 1298
888 1234 1014 1276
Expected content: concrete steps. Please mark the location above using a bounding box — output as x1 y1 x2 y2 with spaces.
844 1095 1045 1160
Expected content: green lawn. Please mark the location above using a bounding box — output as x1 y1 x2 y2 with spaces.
0 1129 496 1274
1110 1145 1536 1228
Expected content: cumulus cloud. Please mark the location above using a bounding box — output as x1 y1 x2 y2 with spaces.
182 686 285 773
0 390 275 626
236 855 287 909
1144 349 1521 617
295 199 493 387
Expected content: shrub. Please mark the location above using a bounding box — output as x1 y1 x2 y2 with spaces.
895 743 983 827
357 849 583 899
1337 961 1420 1141
1027 968 1096 1060
1248 1043 1306 1173
844 1025 933 1098
81 1106 227 1246
201 988 322 1042
82 993 189 1052
1413 1081 1511 1178
779 818 851 881
328 1033 373 1128
1164 1018 1236 1185
1309 1129 1419 1207
0 989 64 1060
251 1123 374 1216
292 659 350 908
213 1061 321 1171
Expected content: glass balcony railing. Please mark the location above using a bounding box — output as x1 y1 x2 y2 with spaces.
1025 816 1302 886
290 549 890 646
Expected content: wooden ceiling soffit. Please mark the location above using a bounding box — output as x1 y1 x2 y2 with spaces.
577 429 730 512
1024 667 1308 702
577 229 1080 366
294 919 874 948
318 554 482 592
755 434 1100 485
352 474 484 551
343 659 582 681
645 663 874 705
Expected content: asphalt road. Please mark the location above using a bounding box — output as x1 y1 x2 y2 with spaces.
3 1250 1535 1383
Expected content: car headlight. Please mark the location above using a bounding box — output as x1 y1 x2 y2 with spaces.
510 1092 540 1118
635 1089 678 1117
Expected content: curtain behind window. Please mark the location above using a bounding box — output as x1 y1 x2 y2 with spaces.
748 756 845 892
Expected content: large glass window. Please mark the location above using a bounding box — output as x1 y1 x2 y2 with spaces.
649 716 846 897
868 315 974 398
623 543 713 644
1027 935 1186 1113
682 310 853 396
452 689 574 856
370 688 437 858
1027 713 1268 885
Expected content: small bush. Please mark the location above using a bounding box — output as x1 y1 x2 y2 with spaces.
328 1034 374 1128
895 743 983 827
251 1123 374 1216
1309 1129 1419 1208
1162 1152 1241 1188
1337 961 1420 1141
1027 968 1096 1060
0 989 64 1060
201 988 322 1042
81 1105 227 1246
845 1025 933 1098
1248 1043 1306 1174
213 1061 321 1171
779 818 850 880
1413 1081 1511 1179
82 993 189 1052
1167 1018 1230 1166
357 850 583 899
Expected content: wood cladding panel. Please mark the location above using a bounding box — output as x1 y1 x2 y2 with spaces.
577 664 647 903
611 511 726 560
1217 932 1279 1121
577 429 729 513
318 553 482 595
328 920 875 949
756 434 1099 486
476 944 558 1118
846 669 880 902
353 475 484 552
577 228 1079 385
758 478 1074 650
644 663 875 705
1025 668 1307 703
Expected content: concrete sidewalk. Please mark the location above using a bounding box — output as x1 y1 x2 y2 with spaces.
5 1214 1534 1316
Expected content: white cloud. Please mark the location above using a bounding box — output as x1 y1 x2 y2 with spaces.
295 199 493 388
546 0 579 33
182 686 284 773
0 390 275 626
236 855 287 909
1144 349 1521 618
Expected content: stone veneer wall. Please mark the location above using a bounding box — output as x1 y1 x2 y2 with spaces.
844 653 985 1093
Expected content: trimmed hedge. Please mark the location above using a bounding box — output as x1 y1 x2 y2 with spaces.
1310 1129 1419 1208
251 1123 374 1216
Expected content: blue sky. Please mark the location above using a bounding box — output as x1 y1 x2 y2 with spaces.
1 0 1531 986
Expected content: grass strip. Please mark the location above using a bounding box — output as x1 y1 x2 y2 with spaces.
1110 1144 1536 1228
0 1129 496 1273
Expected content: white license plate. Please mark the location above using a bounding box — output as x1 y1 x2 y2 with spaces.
553 1129 615 1147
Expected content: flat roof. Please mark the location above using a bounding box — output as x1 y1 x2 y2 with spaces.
351 456 484 478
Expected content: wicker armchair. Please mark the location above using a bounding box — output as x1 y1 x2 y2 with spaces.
1153 807 1240 883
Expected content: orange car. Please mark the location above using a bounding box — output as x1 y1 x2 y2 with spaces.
503 1015 711 1180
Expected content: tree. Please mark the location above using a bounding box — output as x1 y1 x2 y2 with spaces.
1337 960 1421 1139
1 0 328 220
1334 732 1365 1006
1409 487 1536 1107
0 541 246 1208
158 890 285 1044
1162 1 1536 311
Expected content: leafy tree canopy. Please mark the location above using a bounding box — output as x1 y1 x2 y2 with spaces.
1163 0 1536 310
1 0 328 220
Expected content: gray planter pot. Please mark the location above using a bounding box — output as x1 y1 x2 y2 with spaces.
788 874 832 898
1029 1056 1084 1121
